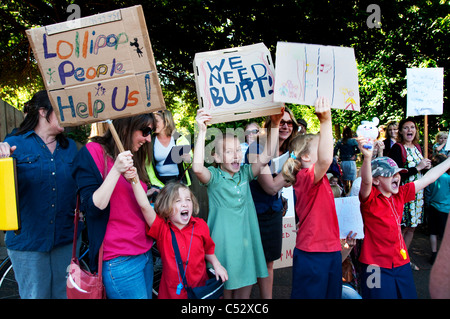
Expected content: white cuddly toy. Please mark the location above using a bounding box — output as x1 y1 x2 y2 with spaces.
356 117 380 149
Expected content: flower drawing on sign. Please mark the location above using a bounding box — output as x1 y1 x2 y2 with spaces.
279 80 298 99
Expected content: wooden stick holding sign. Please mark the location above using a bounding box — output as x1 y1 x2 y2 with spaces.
106 120 139 184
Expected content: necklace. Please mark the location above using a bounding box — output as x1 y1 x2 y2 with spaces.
386 196 408 260
45 139 56 145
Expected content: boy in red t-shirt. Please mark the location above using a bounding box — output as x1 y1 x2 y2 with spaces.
357 137 450 299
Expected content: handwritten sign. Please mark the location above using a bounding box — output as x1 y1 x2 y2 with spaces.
273 216 297 269
274 42 360 111
406 67 444 117
26 5 165 127
334 196 364 239
193 43 283 124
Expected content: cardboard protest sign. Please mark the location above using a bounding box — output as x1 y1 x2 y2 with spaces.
406 68 444 117
26 5 165 127
273 216 297 269
334 196 364 239
193 43 283 124
274 42 360 111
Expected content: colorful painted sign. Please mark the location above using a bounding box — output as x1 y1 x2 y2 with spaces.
193 43 283 124
274 42 360 111
406 67 444 117
26 5 165 126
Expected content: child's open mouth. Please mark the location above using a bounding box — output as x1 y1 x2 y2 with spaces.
180 210 190 220
392 179 399 190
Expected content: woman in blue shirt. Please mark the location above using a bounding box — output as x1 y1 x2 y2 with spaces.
0 91 78 299
333 126 360 194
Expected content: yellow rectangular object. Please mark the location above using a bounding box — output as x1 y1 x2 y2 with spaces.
0 157 20 231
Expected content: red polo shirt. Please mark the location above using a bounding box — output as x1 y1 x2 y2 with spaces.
359 183 416 268
293 165 341 252
147 215 215 299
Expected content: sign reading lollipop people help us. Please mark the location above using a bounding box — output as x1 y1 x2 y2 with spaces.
274 42 360 111
193 43 283 124
26 5 165 127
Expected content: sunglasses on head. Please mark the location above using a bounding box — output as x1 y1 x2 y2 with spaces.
141 127 153 137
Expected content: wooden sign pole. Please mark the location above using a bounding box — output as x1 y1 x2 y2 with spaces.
106 120 139 184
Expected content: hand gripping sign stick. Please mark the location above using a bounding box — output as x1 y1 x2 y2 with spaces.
105 119 139 184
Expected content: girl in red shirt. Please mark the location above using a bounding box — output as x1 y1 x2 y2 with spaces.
282 97 341 299
125 169 228 299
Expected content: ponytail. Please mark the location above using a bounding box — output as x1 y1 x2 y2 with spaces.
282 157 302 184
282 133 318 183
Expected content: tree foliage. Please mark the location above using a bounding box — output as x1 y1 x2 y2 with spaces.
0 0 448 140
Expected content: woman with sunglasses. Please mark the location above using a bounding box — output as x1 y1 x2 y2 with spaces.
245 107 298 298
72 114 156 299
146 110 193 196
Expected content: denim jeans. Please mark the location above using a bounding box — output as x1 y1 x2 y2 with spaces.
102 249 153 299
7 242 74 299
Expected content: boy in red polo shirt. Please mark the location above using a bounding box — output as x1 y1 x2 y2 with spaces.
357 137 450 299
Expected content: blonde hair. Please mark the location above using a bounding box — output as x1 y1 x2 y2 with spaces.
154 181 199 221
281 134 317 183
435 131 448 144
155 110 176 136
330 185 342 198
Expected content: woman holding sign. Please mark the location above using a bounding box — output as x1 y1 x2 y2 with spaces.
245 107 298 299
72 114 156 299
0 90 78 299
146 110 192 199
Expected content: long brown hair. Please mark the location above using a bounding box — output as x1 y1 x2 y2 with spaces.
91 114 154 184
397 117 420 145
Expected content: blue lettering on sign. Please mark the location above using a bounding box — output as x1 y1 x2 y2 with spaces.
206 56 273 107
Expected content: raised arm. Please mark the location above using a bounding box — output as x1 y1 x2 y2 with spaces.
192 109 212 184
125 167 156 227
414 156 450 193
313 97 333 184
251 107 284 177
356 136 374 202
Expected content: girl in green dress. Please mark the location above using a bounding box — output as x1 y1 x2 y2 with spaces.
192 108 284 299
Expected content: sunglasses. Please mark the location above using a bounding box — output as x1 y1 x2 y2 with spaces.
280 120 293 127
141 127 153 137
245 129 259 135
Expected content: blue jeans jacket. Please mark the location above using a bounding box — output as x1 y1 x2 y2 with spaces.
4 131 78 252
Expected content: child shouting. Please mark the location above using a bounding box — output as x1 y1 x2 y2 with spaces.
357 136 450 299
192 107 284 299
125 168 228 299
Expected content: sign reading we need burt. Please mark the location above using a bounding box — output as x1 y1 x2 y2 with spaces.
193 43 283 124
26 5 165 127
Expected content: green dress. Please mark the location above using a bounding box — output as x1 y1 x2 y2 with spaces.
205 164 268 290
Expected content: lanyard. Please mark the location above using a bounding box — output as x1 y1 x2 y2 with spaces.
173 225 194 295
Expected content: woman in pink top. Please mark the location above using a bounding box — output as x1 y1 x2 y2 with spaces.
72 114 155 299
